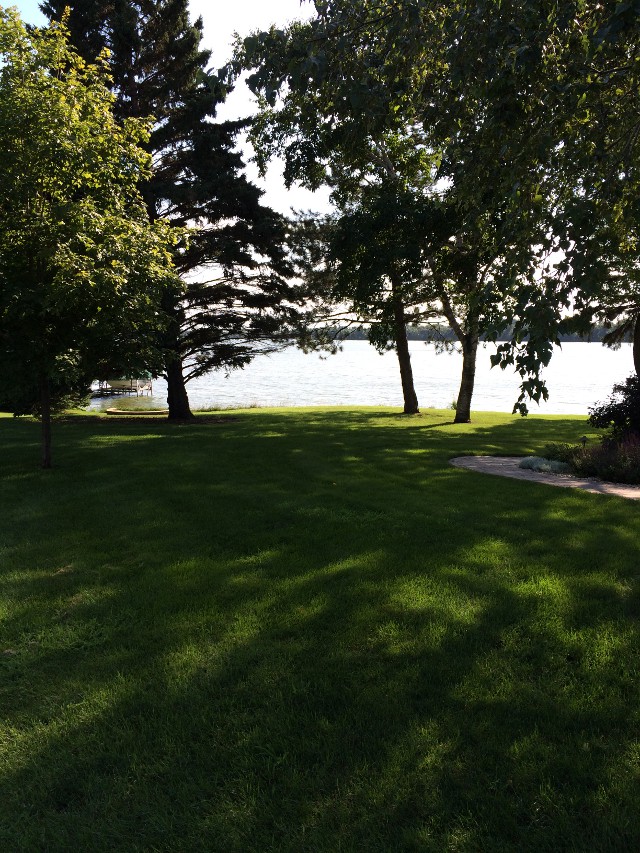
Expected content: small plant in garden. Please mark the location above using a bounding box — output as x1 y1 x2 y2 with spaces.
543 442 580 464
518 456 571 474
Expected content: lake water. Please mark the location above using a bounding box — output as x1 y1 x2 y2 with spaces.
88 340 634 416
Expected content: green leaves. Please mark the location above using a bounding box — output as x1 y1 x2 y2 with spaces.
238 0 640 412
0 10 177 428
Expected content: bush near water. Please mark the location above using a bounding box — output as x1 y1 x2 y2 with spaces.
545 438 640 485
537 376 640 485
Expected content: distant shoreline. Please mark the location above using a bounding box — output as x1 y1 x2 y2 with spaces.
336 325 627 344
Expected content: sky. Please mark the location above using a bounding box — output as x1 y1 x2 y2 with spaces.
12 0 331 214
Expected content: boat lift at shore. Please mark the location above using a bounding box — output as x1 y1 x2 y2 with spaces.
93 378 153 397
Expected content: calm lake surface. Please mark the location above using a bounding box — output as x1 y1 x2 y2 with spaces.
88 340 634 416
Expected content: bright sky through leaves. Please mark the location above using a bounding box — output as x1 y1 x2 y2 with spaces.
13 0 331 214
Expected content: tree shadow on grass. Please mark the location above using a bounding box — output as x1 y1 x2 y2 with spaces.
3 541 639 851
1 410 639 851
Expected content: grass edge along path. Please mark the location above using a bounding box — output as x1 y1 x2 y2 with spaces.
1 408 639 852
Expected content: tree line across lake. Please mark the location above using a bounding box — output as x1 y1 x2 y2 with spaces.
0 1 639 466
339 326 628 344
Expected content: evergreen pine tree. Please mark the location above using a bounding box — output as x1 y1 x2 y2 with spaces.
42 0 297 418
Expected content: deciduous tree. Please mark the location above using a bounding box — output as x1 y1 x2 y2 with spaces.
239 5 549 420
241 1 640 413
0 10 178 466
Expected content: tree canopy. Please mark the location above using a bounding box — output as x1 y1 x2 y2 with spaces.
239 0 640 412
0 9 178 465
238 4 546 417
43 0 306 419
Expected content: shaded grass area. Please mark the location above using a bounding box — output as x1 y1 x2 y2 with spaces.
1 408 639 852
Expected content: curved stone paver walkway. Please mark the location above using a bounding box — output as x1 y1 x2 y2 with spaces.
450 456 640 501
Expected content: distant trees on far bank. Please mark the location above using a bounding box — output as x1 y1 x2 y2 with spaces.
338 326 631 345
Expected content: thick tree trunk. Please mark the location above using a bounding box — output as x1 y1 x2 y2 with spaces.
40 375 52 469
440 288 480 424
391 279 419 414
166 357 193 420
161 289 194 421
438 283 480 424
454 332 479 423
633 314 640 377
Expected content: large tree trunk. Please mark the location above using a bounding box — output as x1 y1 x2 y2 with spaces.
166 356 193 420
391 277 419 414
454 330 479 423
438 282 480 424
161 290 193 421
633 314 640 377
40 375 52 469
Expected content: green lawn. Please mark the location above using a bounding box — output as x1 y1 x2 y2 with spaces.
1 408 639 852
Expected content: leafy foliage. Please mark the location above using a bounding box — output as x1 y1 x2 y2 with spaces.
543 442 582 464
43 0 303 418
544 434 640 485
589 374 640 438
238 3 564 418
240 0 640 411
570 435 640 484
518 456 571 474
546 424 640 483
0 10 178 462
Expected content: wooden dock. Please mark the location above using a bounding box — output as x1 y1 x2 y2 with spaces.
93 379 153 397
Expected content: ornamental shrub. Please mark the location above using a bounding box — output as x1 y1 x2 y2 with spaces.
543 442 580 464
518 456 571 474
544 436 640 484
570 435 640 484
588 375 640 438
